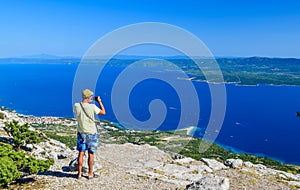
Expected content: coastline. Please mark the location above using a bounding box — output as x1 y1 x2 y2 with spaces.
212 140 290 165
1 106 299 169
1 105 299 167
2 107 300 189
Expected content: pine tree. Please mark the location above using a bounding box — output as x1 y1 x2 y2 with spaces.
4 120 41 151
0 142 54 187
0 121 53 187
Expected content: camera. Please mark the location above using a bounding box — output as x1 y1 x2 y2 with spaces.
94 96 99 101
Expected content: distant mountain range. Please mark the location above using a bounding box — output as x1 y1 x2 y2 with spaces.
17 54 79 59
1 54 299 60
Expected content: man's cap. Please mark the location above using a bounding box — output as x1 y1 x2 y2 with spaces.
82 89 94 99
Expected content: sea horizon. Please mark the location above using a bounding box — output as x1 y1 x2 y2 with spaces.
1 53 300 60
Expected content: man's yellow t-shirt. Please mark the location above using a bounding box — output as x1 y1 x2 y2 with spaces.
73 102 100 134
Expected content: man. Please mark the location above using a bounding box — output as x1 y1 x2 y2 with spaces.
73 89 106 179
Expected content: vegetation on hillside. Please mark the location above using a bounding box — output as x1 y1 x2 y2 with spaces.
105 128 300 174
34 121 300 174
4 120 41 151
0 112 4 120
178 139 300 174
0 121 53 187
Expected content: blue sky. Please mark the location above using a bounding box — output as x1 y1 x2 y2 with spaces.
0 0 299 58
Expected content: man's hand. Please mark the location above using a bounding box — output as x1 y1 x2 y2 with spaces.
95 96 102 103
96 96 106 115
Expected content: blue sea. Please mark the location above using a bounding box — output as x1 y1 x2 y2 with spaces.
1 63 300 165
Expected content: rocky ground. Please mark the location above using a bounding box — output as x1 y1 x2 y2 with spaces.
14 143 300 190
1 109 300 189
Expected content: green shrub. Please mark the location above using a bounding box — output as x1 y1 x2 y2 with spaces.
45 132 76 148
0 112 4 120
0 142 54 187
0 157 21 187
4 120 41 151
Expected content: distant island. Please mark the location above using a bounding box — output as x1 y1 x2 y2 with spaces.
1 55 300 86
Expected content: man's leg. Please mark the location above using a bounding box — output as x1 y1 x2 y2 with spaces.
88 152 94 177
77 151 85 178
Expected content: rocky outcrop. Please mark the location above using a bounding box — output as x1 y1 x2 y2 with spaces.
97 143 229 188
186 174 230 190
224 158 243 169
68 154 102 173
28 141 300 190
30 139 73 161
201 158 227 171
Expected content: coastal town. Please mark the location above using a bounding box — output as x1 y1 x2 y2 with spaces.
0 106 76 126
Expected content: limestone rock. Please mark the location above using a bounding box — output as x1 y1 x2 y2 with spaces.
99 143 173 169
262 168 278 175
254 164 267 170
186 174 230 190
190 164 213 174
69 154 102 173
0 110 8 119
201 158 227 171
224 159 243 169
153 163 197 180
278 171 300 181
167 151 185 159
69 157 87 173
174 157 195 165
243 161 254 168
287 181 300 187
31 140 73 161
25 143 33 151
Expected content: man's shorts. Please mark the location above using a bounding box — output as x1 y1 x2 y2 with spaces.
77 132 99 153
